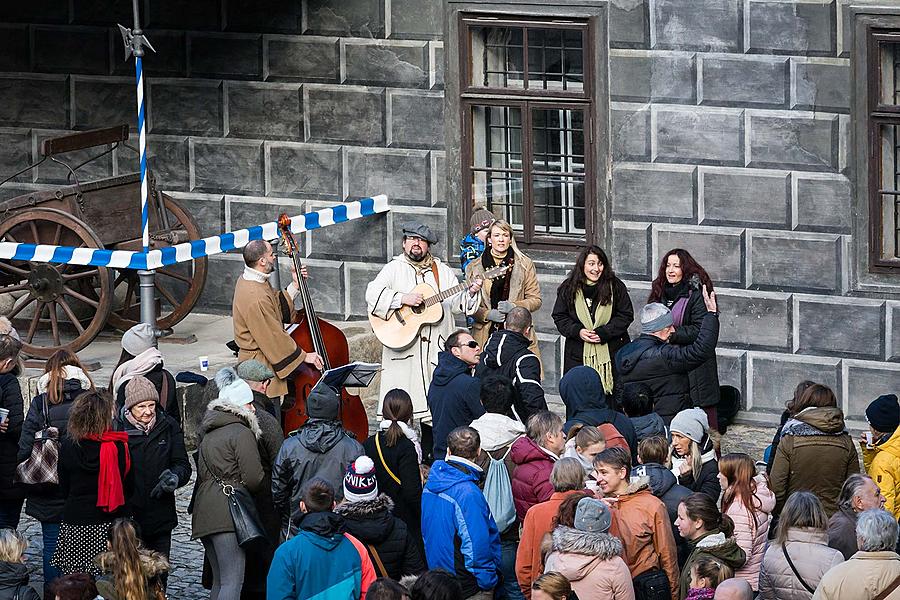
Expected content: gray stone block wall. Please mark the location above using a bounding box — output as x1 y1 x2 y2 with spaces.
0 0 898 425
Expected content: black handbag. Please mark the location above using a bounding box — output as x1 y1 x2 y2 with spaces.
632 568 671 600
198 447 268 549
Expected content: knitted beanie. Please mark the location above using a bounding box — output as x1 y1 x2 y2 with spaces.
343 456 378 503
214 367 254 410
866 394 900 433
124 376 158 411
469 208 496 234
121 323 156 356
669 407 709 444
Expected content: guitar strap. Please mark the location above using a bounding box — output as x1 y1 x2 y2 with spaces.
430 262 440 289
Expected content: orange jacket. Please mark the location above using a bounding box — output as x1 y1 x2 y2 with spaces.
346 533 376 600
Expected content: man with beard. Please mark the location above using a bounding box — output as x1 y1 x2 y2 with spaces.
232 239 323 399
366 222 482 461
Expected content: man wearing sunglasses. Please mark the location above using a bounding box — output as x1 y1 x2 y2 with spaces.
427 330 486 461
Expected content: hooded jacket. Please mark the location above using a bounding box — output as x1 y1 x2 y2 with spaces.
190 399 264 539
272 419 363 534
335 494 426 580
95 549 169 600
758 528 844 600
476 329 547 422
613 478 680 599
679 531 747 600
632 462 691 551
813 551 900 600
615 312 719 423
724 475 776 591
509 436 557 521
267 511 363 600
769 406 859 516
862 428 900 519
0 562 40 600
544 526 635 600
422 458 501 597
631 412 667 442
427 351 484 459
560 366 638 462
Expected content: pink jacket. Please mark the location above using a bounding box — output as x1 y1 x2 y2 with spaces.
724 475 775 590
544 526 635 600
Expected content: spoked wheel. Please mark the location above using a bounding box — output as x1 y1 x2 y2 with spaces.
107 195 208 331
0 208 113 358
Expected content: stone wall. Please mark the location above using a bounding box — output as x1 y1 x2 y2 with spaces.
0 0 898 425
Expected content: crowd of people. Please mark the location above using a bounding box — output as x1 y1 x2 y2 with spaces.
0 210 895 600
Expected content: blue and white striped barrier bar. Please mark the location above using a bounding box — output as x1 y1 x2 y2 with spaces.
0 195 389 270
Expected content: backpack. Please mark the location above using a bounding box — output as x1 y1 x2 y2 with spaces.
484 445 517 532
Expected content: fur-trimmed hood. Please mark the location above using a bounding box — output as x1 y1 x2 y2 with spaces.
201 398 262 439
782 406 847 437
551 525 623 559
619 476 651 496
37 365 92 394
335 493 395 519
692 531 746 569
95 548 170 578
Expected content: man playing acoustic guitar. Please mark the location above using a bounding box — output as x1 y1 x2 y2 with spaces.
366 222 482 461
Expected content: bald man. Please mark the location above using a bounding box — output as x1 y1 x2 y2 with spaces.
713 578 752 600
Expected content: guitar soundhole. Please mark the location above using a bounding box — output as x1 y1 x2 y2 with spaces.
411 304 425 314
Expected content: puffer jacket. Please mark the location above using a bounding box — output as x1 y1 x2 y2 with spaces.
758 527 843 600
615 313 719 423
813 551 900 600
334 494 426 580
190 400 264 539
0 561 40 600
770 406 860 516
95 549 169 600
18 375 86 522
724 475 776 590
509 436 557 521
560 366 638 462
271 418 363 533
679 531 747 600
632 462 691 558
475 329 546 422
544 526 635 600
631 412 667 442
863 428 900 520
427 350 484 459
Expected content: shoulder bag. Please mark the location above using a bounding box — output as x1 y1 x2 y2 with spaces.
375 432 402 485
875 573 900 600
198 446 268 550
782 542 815 594
367 544 389 578
15 395 60 493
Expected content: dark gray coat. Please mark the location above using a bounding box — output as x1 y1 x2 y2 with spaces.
0 562 39 600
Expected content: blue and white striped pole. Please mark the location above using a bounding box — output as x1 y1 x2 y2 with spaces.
136 57 149 253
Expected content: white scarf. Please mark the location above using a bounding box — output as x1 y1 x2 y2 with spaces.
37 365 92 394
379 419 423 463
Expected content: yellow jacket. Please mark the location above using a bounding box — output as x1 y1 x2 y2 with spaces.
863 429 900 519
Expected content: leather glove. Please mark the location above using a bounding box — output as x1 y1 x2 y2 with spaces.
486 309 505 323
150 469 179 498
497 300 516 314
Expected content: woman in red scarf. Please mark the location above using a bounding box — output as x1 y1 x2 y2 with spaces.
51 390 131 577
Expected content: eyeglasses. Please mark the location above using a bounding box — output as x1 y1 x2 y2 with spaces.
404 236 426 244
457 341 479 349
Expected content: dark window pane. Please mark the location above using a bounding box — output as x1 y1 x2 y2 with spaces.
472 170 524 229
472 106 523 169
527 28 583 91
880 41 900 106
470 26 524 89
531 107 585 174
533 175 585 235
879 123 900 258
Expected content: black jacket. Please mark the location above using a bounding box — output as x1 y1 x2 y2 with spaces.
427 351 484 459
115 364 180 428
676 443 721 501
552 276 634 375
362 432 422 539
475 330 547 422
559 366 638 463
334 494 426 580
615 313 720 423
0 562 39 600
117 411 191 534
17 379 82 522
663 282 721 408
0 374 24 502
59 436 131 525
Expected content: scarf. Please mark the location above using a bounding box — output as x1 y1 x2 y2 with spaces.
574 282 614 394
112 348 163 395
379 419 423 463
125 410 157 434
84 431 131 513
402 252 435 279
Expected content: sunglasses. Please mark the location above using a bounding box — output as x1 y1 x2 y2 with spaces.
457 341 479 349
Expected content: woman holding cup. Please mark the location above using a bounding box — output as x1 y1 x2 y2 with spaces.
0 334 24 532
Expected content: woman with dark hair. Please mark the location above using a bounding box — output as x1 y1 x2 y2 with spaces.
0 335 24 533
18 349 93 585
648 249 720 428
552 246 634 389
51 389 131 577
409 569 463 600
363 389 424 540
769 383 859 517
765 380 816 475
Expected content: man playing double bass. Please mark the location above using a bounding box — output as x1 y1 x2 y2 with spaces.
233 239 324 399
366 222 482 460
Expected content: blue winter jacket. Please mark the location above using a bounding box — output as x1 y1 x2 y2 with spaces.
422 458 501 597
266 511 361 600
427 351 484 459
459 233 485 275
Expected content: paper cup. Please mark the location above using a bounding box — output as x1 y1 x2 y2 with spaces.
199 356 209 372
0 408 10 424
866 431 874 447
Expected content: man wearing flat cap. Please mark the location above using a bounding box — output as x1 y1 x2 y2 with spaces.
366 221 482 457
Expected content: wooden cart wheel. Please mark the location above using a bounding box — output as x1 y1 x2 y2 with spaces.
107 195 209 331
0 208 114 358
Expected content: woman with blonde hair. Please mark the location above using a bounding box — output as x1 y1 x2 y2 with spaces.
563 423 606 477
0 528 40 599
466 219 542 354
531 572 573 600
95 519 169 600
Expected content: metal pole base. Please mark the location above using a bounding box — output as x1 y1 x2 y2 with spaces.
137 269 158 329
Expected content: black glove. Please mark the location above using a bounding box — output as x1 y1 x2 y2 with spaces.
150 469 179 498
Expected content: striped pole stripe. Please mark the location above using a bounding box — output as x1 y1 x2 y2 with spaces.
0 195 389 270
136 57 149 253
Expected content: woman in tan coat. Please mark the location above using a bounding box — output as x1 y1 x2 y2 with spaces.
466 219 542 355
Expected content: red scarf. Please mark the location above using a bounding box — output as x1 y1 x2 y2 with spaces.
84 431 131 513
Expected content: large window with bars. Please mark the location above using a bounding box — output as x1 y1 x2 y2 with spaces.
461 16 593 246
868 31 900 270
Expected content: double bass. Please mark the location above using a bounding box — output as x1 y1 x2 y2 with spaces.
277 214 369 440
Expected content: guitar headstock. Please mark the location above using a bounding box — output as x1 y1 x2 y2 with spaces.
483 264 512 280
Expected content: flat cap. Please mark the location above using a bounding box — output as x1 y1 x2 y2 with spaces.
236 359 275 382
401 221 437 244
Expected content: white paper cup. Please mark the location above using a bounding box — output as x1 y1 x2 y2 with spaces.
199 356 209 372
0 408 10 424
866 431 874 447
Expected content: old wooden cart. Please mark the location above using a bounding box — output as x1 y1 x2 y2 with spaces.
0 125 208 358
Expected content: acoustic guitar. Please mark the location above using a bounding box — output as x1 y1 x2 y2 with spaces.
369 264 510 350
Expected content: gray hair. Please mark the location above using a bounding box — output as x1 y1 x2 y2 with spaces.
856 509 899 551
527 410 563 446
550 457 585 492
838 473 874 511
